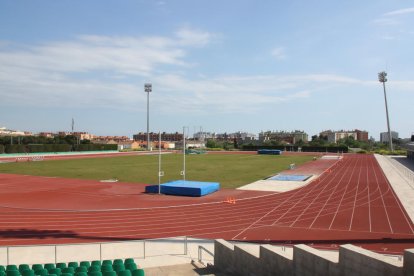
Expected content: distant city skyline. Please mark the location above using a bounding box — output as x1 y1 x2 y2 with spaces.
1 1 413 140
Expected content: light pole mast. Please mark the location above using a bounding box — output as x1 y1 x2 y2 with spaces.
144 83 152 151
378 71 393 152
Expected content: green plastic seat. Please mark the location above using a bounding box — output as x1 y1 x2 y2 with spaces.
0 266 5 272
101 262 111 267
125 264 136 272
44 265 55 272
123 259 134 265
112 260 123 266
112 264 124 273
6 271 20 276
48 268 61 276
99 266 112 273
19 265 30 273
48 274 57 276
68 263 78 269
117 271 131 276
131 269 144 276
101 272 115 276
62 268 74 275
35 269 48 276
60 273 73 276
0 272 6 276
75 268 87 274
86 267 98 274
74 273 87 276
21 270 34 276
6 266 18 272
31 266 42 273
87 272 101 276
89 262 100 269
55 265 65 271
79 263 89 269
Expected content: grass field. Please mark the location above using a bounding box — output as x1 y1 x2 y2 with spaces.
0 153 314 188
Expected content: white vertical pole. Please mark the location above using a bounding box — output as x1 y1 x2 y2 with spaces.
158 131 161 194
183 126 186 181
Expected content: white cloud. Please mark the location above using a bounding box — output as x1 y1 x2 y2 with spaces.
175 27 214 47
1 29 412 117
271 47 286 60
371 18 400 26
384 7 414 16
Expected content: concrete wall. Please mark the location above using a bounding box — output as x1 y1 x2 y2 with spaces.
403 249 414 276
214 240 413 276
294 244 339 276
339 244 402 276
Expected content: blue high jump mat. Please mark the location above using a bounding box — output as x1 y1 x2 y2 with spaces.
267 174 312 181
145 180 220 197
257 149 282 155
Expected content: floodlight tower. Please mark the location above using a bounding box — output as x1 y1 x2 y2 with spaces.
378 71 393 152
144 83 152 151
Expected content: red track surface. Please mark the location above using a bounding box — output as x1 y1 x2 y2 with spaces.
0 154 413 254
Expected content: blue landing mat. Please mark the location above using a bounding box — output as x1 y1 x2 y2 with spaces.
267 174 312 181
145 180 220 197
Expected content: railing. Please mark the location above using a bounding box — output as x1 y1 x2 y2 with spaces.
198 245 214 265
0 236 189 265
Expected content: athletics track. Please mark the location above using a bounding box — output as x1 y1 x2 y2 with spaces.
0 153 413 254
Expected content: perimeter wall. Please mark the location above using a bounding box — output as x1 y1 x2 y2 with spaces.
214 239 414 276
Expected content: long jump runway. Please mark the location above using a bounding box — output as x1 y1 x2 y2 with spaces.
0 154 413 254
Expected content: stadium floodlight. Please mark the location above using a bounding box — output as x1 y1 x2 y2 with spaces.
378 71 393 152
144 83 152 151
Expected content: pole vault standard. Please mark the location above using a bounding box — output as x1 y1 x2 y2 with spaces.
181 126 186 181
158 131 164 194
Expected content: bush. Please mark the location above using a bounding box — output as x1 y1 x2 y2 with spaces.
5 144 26 153
0 144 4 154
27 144 44 153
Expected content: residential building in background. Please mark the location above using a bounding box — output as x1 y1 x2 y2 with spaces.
133 132 183 142
0 127 32 136
259 130 308 144
193 132 215 141
319 129 369 143
380 131 399 143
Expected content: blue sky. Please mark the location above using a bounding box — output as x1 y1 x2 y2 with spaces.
0 1 413 140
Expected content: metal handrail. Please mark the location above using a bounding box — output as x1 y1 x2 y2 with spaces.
198 245 214 264
0 236 189 265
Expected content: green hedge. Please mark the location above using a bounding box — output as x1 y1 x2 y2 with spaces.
1 144 115 154
5 144 27 153
74 144 117 151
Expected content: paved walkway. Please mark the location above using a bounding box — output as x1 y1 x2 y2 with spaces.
374 154 414 223
237 155 339 192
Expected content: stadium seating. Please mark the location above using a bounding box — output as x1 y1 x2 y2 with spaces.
0 259 144 276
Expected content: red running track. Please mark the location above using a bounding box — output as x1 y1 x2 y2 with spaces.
0 154 413 254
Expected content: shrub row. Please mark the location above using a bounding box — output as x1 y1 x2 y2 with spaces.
3 144 117 154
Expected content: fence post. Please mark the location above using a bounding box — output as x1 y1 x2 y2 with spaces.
143 241 146 259
7 246 9 265
100 243 102 261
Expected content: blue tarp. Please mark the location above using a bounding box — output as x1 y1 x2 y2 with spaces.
257 149 282 155
145 180 220 197
267 174 312 181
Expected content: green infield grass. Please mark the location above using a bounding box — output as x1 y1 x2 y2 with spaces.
0 153 314 188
